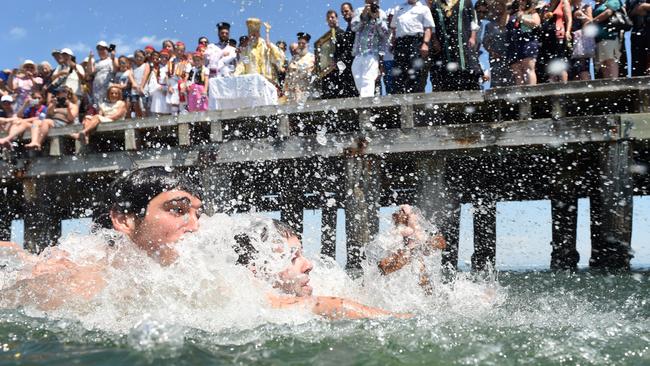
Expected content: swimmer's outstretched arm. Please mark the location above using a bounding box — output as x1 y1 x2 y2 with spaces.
268 294 412 320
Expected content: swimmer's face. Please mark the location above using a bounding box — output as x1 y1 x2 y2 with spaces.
274 235 313 297
114 190 202 265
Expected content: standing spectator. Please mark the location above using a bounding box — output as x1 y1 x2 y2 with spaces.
111 56 134 116
351 1 390 97
275 41 289 91
0 91 47 149
50 48 85 105
130 50 151 118
592 0 624 78
383 6 399 94
284 33 316 103
149 50 172 115
71 85 126 144
234 18 286 82
507 0 542 85
25 86 78 151
187 52 209 112
336 3 360 98
390 0 437 94
87 41 118 107
144 45 156 62
628 0 650 76
539 0 573 82
12 60 39 109
318 7 357 99
198 36 210 48
569 0 594 80
429 0 481 91
37 62 53 92
205 23 238 79
0 70 11 97
483 0 513 87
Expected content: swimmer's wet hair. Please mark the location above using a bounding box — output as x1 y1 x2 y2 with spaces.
233 219 297 266
93 166 203 229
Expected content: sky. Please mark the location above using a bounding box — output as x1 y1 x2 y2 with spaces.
3 0 648 269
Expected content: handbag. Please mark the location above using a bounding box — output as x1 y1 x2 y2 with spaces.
609 0 633 32
571 29 596 58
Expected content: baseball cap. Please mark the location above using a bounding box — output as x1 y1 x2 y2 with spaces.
1 95 14 103
96 41 109 49
60 48 75 56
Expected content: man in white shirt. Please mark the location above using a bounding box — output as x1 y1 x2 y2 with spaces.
205 22 237 78
390 0 439 93
50 48 85 105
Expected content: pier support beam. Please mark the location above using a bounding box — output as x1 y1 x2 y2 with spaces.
471 201 497 271
589 141 634 270
550 196 580 270
0 185 13 241
416 155 461 269
344 153 380 270
22 178 61 253
321 206 337 258
280 161 305 235
201 162 233 215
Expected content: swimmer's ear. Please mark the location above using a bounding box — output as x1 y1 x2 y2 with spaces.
110 210 137 236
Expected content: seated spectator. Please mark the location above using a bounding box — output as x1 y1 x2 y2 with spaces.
25 86 79 150
0 95 17 129
592 0 623 79
628 0 649 76
12 60 40 108
71 85 126 144
507 0 542 85
569 0 594 80
0 91 48 149
186 52 209 112
129 50 151 118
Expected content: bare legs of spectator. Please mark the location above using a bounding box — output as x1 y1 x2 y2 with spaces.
600 58 619 79
70 115 101 145
132 97 147 119
0 118 35 149
512 58 537 85
24 119 55 151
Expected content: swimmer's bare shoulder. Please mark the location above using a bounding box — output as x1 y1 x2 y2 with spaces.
267 293 412 320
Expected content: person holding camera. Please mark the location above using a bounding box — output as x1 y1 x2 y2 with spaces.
49 49 85 105
25 86 78 151
351 0 390 97
86 41 118 109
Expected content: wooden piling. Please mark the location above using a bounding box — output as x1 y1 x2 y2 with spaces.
201 162 233 216
550 197 580 270
589 141 634 270
280 161 305 235
416 155 461 269
344 150 380 270
320 206 337 258
471 201 497 271
22 178 61 253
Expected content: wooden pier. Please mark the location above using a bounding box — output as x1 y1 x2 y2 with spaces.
1 76 649 271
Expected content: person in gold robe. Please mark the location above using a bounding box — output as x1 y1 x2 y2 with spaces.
235 18 286 83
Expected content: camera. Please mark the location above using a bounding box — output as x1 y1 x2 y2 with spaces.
109 44 116 52
56 96 67 108
370 3 380 12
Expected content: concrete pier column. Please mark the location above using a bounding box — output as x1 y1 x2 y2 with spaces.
589 141 634 270
471 201 497 271
550 196 580 270
0 184 14 241
22 178 61 253
344 152 381 270
416 155 461 269
201 162 233 216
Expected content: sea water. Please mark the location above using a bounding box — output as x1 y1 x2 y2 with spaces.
0 214 649 365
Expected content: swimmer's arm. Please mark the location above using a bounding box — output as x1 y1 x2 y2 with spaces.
268 294 411 320
378 248 412 275
0 241 37 265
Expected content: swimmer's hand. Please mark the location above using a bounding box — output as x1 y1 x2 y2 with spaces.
268 293 412 320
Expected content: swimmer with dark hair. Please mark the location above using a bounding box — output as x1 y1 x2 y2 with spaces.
233 219 411 320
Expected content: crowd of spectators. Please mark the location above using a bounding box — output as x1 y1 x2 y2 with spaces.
0 0 648 149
